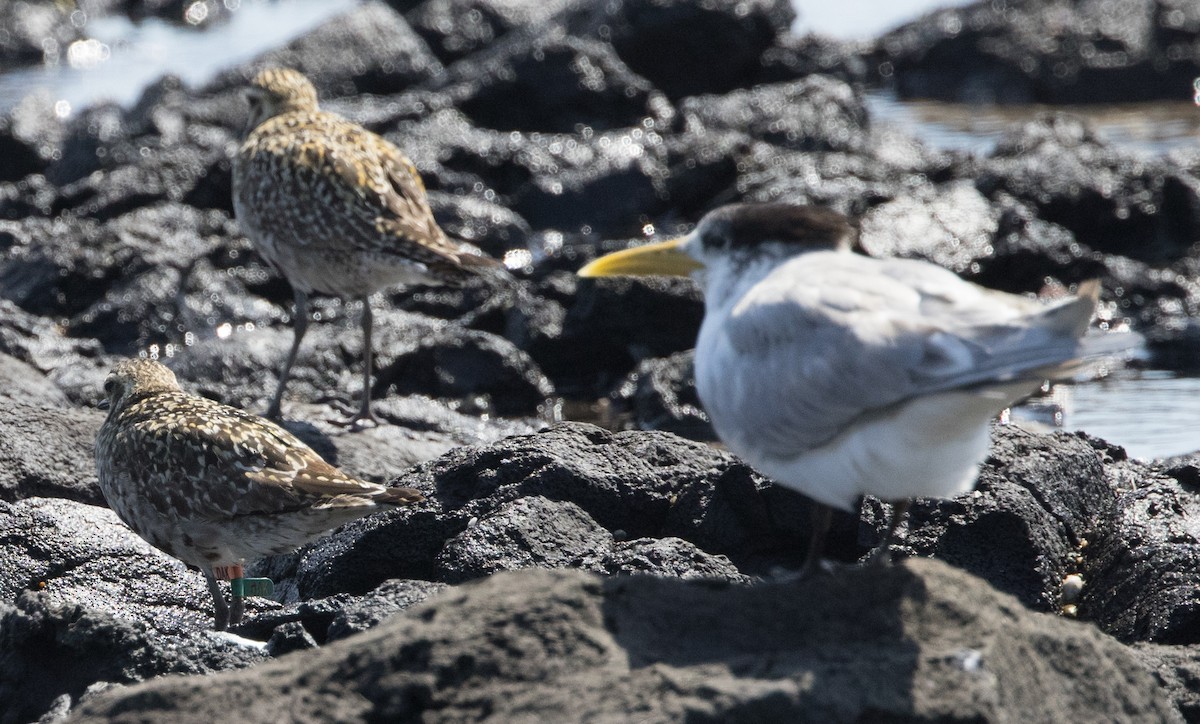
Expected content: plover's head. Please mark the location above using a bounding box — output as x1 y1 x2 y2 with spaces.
100 359 181 413
243 67 319 133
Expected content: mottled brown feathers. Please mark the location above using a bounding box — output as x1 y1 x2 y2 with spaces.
94 359 423 568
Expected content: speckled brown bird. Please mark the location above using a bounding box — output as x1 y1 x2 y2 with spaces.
95 358 423 630
232 67 499 427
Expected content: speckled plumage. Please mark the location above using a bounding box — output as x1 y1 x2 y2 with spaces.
232 67 498 425
95 358 423 629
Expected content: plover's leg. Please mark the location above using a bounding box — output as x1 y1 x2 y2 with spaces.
204 570 229 631
866 499 911 567
796 502 833 579
341 296 381 430
229 594 245 627
266 287 310 421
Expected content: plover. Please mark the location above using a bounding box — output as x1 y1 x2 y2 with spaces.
95 358 423 630
232 67 499 428
579 202 1136 573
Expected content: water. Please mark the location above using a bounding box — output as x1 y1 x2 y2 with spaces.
0 0 1195 459
0 0 356 115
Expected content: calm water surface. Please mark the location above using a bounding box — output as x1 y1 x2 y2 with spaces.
0 0 1195 458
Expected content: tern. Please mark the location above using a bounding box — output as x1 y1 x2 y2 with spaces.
579 202 1134 573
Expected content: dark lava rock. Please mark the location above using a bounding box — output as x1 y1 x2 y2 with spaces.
0 403 104 505
70 561 1182 722
435 30 674 134
875 0 1200 104
326 578 447 642
407 0 578 64
566 0 795 100
264 621 318 657
427 190 532 258
556 274 703 395
209 2 444 99
434 495 615 582
978 113 1200 264
679 76 870 154
280 423 791 600
374 327 556 417
859 181 1000 275
0 92 64 183
756 32 872 86
0 497 221 634
0 590 265 724
1083 448 1200 643
0 1 80 71
608 350 714 441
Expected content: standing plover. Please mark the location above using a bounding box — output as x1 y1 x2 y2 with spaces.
95 358 423 629
232 67 499 427
580 202 1136 573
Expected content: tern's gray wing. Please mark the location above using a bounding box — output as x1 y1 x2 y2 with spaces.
709 253 1097 459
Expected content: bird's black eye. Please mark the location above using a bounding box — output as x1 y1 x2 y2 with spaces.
103 378 116 396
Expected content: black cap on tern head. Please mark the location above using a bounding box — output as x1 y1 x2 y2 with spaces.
695 203 856 253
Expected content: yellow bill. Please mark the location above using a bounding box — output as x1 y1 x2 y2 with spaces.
577 237 704 278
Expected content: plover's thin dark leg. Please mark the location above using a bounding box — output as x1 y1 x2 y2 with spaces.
343 296 380 429
266 288 310 421
204 570 229 631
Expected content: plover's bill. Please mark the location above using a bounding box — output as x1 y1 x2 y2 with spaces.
95 358 423 629
232 67 500 428
579 202 1138 573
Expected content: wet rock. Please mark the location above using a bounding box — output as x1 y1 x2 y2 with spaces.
435 30 674 134
679 76 870 154
0 497 222 634
210 1 444 99
1083 447 1200 643
281 423 799 601
608 350 714 441
435 495 613 582
977 113 1200 263
756 33 871 86
859 181 1001 275
0 92 64 183
0 1 81 71
407 0 577 64
0 403 104 505
556 275 703 395
427 190 531 258
70 561 1182 722
566 0 795 99
374 326 555 417
0 590 265 724
265 621 318 657
875 0 1200 104
326 579 447 642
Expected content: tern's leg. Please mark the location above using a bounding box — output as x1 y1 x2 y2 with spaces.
341 296 380 429
266 287 310 421
867 499 912 567
204 570 229 631
797 502 833 578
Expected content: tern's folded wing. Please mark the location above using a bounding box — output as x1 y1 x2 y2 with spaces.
705 254 1100 459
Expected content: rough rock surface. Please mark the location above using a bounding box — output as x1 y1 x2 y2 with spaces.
71 561 1182 722
0 0 1197 720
